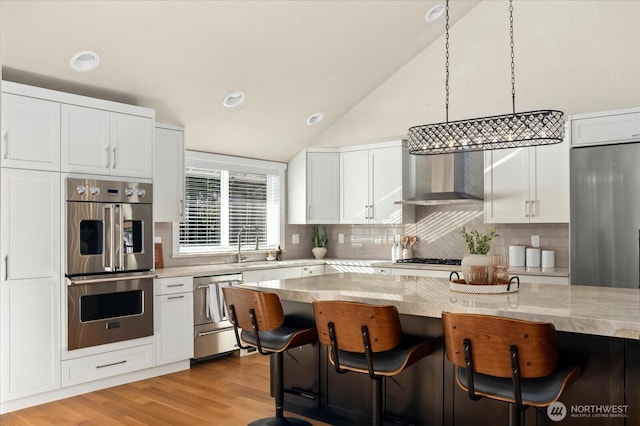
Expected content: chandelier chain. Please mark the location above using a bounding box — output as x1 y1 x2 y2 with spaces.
509 0 516 114
445 0 450 122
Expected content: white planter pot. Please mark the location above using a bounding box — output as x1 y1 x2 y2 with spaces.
312 247 327 259
461 254 493 284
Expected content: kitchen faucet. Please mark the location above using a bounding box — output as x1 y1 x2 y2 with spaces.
237 225 260 263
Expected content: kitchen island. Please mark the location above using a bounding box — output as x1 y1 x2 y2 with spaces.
241 273 639 426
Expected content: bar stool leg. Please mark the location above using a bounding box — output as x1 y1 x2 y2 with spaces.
372 377 382 426
248 351 311 426
508 403 524 426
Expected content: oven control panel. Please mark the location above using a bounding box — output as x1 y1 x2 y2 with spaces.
67 178 152 204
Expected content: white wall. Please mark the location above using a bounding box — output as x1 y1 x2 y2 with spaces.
313 0 640 147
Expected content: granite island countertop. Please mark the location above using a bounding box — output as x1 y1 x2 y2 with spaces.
240 272 639 340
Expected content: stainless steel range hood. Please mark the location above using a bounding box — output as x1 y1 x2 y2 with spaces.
396 153 483 206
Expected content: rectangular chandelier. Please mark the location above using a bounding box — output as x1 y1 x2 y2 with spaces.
407 110 565 155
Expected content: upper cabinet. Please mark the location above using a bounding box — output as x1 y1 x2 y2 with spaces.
340 141 415 224
2 81 154 179
1 93 61 171
61 105 153 178
288 149 340 224
154 124 185 222
484 125 570 223
571 108 640 147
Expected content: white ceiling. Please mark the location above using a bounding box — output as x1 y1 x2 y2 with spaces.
1 0 479 163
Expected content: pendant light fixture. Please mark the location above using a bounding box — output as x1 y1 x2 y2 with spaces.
407 0 565 155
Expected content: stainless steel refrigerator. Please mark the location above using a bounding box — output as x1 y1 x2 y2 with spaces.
570 141 640 288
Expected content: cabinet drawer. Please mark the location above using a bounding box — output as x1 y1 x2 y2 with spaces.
61 344 154 387
572 111 640 147
155 276 193 295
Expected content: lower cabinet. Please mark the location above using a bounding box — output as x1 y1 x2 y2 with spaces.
242 266 303 282
301 265 324 277
154 277 194 365
61 344 154 387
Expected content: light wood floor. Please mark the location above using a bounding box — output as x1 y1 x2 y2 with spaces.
0 354 332 425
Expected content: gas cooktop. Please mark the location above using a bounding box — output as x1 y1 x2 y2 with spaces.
396 258 462 266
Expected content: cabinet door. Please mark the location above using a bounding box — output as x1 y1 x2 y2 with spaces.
307 152 339 223
154 126 185 222
1 169 61 401
1 93 60 171
61 104 111 174
111 113 153 178
370 147 403 224
340 150 369 223
155 292 194 365
571 111 640 147
530 137 570 223
484 148 530 223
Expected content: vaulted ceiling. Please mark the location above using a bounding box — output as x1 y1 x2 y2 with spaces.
1 0 479 162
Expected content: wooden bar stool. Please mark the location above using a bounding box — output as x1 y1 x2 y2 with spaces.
313 300 431 426
223 287 318 426
442 312 581 426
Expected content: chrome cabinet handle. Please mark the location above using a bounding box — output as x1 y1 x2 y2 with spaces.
525 200 530 217
179 200 184 217
106 146 110 168
96 360 127 369
167 283 185 288
632 133 640 137
167 295 184 300
112 147 117 169
4 255 8 281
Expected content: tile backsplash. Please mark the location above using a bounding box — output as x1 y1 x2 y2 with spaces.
156 205 568 268
300 205 569 267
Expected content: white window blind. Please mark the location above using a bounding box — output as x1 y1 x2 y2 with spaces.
176 151 285 255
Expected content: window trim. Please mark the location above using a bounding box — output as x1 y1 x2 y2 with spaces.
171 150 286 257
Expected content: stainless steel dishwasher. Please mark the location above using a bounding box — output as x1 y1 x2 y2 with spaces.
192 273 242 360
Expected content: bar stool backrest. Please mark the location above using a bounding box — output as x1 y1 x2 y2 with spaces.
223 287 285 332
314 300 401 353
442 312 559 379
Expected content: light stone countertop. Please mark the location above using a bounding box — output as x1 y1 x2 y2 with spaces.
240 272 640 340
154 258 391 278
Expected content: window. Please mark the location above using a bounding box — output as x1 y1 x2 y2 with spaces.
174 151 285 255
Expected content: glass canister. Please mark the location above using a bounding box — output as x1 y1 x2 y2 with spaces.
492 255 509 284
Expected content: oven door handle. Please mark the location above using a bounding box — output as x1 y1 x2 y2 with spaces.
67 272 156 286
104 204 113 272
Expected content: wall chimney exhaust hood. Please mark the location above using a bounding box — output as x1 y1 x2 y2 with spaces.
395 153 483 206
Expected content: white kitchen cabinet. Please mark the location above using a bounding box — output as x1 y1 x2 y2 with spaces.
0 169 61 402
154 276 194 365
287 149 339 224
484 129 569 223
302 265 325 277
154 124 185 222
1 93 61 171
61 104 153 179
571 108 640 147
242 266 302 283
340 142 414 224
61 344 154 387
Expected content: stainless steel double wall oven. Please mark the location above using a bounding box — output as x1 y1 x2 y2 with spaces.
66 178 154 350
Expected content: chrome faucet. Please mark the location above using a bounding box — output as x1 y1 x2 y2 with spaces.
237 225 259 263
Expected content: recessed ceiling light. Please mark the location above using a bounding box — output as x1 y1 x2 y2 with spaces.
306 112 324 126
425 4 445 22
70 51 100 72
223 91 245 107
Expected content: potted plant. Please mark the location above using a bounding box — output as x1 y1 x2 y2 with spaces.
312 225 328 259
460 226 498 283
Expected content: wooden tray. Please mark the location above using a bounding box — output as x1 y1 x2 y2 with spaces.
448 277 520 294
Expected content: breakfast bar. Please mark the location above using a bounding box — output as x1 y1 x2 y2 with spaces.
241 273 640 426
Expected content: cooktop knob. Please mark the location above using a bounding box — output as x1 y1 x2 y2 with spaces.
76 185 87 195
89 186 101 195
136 188 146 197
125 188 134 197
